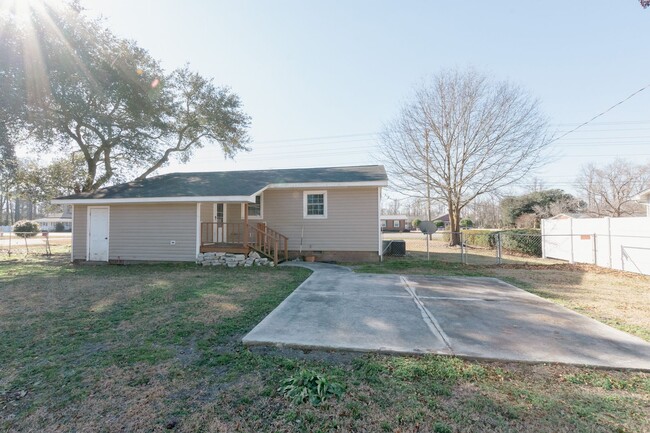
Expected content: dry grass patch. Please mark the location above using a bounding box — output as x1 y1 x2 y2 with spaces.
487 265 650 341
0 255 310 432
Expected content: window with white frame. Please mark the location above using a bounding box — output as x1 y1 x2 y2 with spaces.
303 191 327 218
393 220 400 228
381 220 387 228
242 194 263 219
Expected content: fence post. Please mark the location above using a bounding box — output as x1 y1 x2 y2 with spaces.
607 217 613 269
496 232 502 265
569 219 575 264
541 219 547 259
592 233 597 266
8 231 11 256
459 232 464 264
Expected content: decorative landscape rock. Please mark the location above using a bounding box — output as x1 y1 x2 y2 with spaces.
196 252 274 268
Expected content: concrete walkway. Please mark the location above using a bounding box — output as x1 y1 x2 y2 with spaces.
243 262 650 370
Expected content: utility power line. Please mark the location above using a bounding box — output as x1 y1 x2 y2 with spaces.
546 83 650 144
249 120 650 146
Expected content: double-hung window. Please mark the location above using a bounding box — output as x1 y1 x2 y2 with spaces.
303 191 327 219
242 194 263 219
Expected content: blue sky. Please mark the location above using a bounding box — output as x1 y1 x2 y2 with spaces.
82 0 650 195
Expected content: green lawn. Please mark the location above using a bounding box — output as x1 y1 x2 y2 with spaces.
1 255 649 432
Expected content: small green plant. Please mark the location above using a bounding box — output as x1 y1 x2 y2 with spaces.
13 220 40 238
433 422 453 433
279 369 345 405
433 220 445 228
55 222 65 232
411 218 421 229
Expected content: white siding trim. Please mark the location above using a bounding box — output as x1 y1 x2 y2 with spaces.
52 195 256 205
196 203 201 258
86 206 110 262
303 191 328 219
70 205 74 262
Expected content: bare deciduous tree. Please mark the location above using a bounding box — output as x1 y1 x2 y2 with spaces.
466 195 502 228
380 69 550 245
576 159 650 217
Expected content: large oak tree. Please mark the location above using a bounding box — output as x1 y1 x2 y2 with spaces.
0 0 250 192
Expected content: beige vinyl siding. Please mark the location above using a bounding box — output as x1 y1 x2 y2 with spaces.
261 187 379 252
108 203 197 261
227 203 242 224
200 202 213 223
72 205 87 260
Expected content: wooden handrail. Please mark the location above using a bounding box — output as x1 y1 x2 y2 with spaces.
246 223 289 262
200 222 244 245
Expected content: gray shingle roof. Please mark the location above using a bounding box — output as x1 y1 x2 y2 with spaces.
57 165 387 200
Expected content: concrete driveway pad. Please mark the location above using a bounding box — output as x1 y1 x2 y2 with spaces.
243 263 650 370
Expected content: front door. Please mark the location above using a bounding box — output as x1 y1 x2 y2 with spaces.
213 203 227 242
88 207 109 261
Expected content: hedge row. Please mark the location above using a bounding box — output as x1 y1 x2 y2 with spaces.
441 229 542 257
441 230 496 248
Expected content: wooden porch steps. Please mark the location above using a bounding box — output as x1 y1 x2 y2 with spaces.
248 244 278 262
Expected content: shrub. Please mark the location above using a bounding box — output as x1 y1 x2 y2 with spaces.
433 220 445 228
279 369 345 405
460 218 473 228
55 222 65 232
13 220 40 238
411 218 421 229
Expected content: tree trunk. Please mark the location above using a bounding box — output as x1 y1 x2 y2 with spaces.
448 203 462 246
14 198 20 222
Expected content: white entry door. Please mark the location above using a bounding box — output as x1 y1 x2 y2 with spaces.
88 207 109 261
213 203 226 242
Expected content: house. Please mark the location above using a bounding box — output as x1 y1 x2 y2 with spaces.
633 188 650 217
432 213 450 229
380 215 410 232
52 165 388 263
34 205 73 232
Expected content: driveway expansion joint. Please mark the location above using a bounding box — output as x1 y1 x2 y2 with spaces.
400 276 454 354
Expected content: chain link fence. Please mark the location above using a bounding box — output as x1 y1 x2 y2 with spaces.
0 232 72 258
382 229 650 275
382 230 563 266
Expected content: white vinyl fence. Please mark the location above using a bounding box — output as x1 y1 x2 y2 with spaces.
541 216 650 275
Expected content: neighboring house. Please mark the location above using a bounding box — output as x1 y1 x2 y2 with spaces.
34 205 73 232
432 213 451 229
633 188 650 217
52 165 388 263
381 215 410 232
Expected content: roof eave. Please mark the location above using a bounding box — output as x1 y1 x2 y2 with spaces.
252 180 388 195
51 195 257 205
